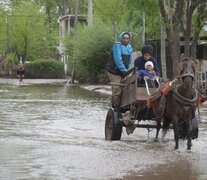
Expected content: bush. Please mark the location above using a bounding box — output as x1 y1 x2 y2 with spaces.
25 59 65 78
4 53 18 75
65 22 114 84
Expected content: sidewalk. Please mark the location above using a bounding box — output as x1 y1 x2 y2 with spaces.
0 78 112 95
0 78 68 85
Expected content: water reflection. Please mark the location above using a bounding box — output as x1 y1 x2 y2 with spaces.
0 84 207 179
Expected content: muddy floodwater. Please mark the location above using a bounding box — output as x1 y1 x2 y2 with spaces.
0 84 207 180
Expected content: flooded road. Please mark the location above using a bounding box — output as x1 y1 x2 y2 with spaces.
0 84 207 179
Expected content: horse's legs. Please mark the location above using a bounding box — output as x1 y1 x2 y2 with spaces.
154 119 161 142
161 129 167 142
186 117 193 150
154 96 166 142
161 117 170 142
187 135 192 150
172 117 179 150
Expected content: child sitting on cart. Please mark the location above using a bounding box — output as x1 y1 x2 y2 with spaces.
136 61 159 87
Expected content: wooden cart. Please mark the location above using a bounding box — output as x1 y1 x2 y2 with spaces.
105 73 162 140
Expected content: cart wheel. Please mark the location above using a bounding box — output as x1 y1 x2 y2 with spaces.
105 108 123 140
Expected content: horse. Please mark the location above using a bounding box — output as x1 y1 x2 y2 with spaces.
152 58 198 150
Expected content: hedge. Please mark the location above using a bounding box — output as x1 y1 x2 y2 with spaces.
25 59 65 78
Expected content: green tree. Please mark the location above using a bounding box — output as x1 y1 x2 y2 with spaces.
123 0 207 78
94 0 125 41
4 52 17 75
124 0 161 39
0 11 7 55
120 0 160 50
8 1 57 61
9 1 44 60
36 0 59 30
158 0 207 78
93 0 161 50
65 22 114 84
36 0 87 17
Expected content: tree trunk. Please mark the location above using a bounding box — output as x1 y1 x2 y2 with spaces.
88 0 93 26
184 0 198 57
191 2 207 60
166 30 180 79
158 0 181 79
141 12 145 46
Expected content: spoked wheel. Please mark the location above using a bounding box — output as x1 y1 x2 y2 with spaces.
105 108 123 140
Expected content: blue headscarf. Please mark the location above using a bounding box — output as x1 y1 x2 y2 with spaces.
119 32 131 43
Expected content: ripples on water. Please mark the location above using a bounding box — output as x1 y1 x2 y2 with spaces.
0 85 109 141
0 84 207 179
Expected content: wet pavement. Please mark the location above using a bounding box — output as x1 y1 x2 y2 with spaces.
0 81 207 179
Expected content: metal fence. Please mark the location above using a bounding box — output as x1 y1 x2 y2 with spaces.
196 71 207 94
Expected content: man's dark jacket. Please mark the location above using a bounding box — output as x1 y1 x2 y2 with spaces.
134 56 161 77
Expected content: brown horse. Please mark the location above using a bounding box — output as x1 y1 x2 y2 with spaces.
153 58 198 150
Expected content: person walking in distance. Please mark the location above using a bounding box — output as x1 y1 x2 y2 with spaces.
17 62 25 85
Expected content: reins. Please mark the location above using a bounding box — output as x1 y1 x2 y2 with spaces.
144 79 160 96
172 88 198 106
172 79 198 106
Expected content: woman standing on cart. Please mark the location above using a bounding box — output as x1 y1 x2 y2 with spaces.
106 32 133 108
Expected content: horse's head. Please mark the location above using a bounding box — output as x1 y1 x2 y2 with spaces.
179 57 196 88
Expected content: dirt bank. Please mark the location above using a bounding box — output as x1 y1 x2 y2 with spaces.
81 85 111 95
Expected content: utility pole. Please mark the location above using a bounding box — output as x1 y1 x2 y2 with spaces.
71 0 79 84
6 15 9 54
161 22 167 79
112 18 117 41
141 12 145 46
160 22 167 79
88 0 93 26
160 0 167 79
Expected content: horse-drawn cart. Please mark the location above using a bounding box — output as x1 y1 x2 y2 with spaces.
105 59 200 150
105 73 163 140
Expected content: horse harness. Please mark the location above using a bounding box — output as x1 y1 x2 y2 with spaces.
171 87 198 107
